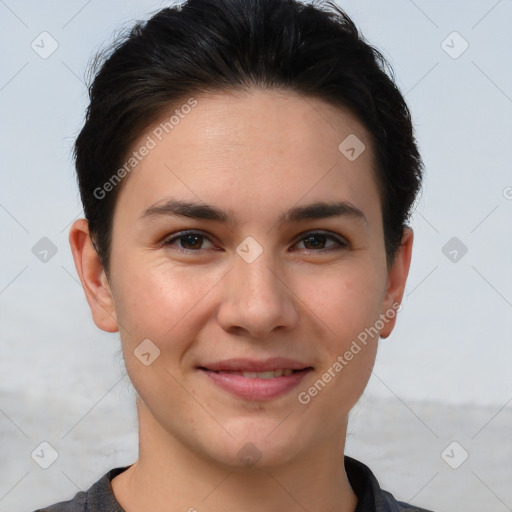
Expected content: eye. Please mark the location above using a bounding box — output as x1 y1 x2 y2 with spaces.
294 231 349 252
163 231 215 252
162 230 349 254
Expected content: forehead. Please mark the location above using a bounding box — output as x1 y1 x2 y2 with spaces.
115 88 381 225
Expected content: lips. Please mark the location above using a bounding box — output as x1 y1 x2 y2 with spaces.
199 357 310 373
198 358 313 400
214 368 296 378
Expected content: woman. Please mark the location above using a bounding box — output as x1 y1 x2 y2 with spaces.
36 0 432 510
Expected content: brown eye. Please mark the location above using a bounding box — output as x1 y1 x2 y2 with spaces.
163 231 214 252
295 231 348 252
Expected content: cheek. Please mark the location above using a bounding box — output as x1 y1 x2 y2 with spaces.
111 263 216 408
301 263 385 348
300 270 381 415
112 261 220 350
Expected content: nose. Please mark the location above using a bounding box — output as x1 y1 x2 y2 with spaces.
216 248 299 339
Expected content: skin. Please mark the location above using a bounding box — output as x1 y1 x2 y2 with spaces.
70 88 413 512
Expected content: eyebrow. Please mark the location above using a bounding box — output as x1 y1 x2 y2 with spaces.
141 198 367 226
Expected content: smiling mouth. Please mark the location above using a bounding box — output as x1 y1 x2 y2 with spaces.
199 368 311 379
198 365 313 400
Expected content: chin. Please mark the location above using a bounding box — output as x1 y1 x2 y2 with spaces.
200 419 309 471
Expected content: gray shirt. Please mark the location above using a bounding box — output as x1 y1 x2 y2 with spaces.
33 456 434 512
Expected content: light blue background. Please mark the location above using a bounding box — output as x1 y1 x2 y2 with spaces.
1 1 511 511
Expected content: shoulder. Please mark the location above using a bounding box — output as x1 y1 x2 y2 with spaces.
379 489 435 511
344 456 436 512
32 491 87 512
32 466 131 512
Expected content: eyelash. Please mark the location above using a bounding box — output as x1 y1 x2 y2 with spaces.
162 230 349 254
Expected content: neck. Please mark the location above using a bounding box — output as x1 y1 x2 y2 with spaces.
111 398 358 512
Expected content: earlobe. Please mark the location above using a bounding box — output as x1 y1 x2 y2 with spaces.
379 228 414 339
69 219 119 333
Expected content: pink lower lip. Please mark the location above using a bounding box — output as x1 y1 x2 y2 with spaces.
201 369 312 400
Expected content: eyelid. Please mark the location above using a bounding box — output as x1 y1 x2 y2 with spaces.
163 229 349 253
162 230 216 250
293 230 349 251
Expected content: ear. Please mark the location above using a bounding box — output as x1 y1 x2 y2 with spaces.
379 227 414 339
69 219 119 333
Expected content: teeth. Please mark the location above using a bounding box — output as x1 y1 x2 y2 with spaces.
256 371 277 379
239 369 295 379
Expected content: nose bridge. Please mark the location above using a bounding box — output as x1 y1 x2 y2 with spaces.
217 241 298 337
240 248 279 291
234 243 285 306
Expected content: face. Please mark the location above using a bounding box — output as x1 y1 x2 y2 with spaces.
74 89 412 469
